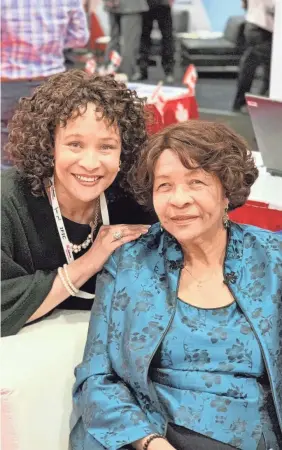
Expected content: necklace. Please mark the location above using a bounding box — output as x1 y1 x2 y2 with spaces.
183 265 217 289
68 197 101 254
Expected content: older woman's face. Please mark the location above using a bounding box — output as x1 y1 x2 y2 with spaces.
54 103 121 204
153 149 228 243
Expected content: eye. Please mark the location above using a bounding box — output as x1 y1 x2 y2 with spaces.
157 183 171 190
100 144 117 154
101 144 115 150
190 179 204 185
68 141 82 149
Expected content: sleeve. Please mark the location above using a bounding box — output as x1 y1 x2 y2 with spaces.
71 255 158 450
1 203 57 337
1 251 57 337
64 0 90 49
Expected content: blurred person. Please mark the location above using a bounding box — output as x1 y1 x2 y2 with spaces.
233 0 275 112
132 0 175 84
1 70 156 337
103 0 149 79
1 0 89 167
71 121 282 450
242 0 248 9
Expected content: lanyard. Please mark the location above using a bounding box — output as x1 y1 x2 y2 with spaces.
49 176 109 299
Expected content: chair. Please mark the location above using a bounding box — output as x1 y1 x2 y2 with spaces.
180 16 245 73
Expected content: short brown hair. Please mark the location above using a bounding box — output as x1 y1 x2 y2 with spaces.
7 69 148 197
130 120 258 211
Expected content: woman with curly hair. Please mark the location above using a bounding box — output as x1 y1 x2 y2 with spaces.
1 69 156 337
72 121 282 450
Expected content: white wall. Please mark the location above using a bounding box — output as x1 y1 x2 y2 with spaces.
270 0 282 100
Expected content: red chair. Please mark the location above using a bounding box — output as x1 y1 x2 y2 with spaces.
230 201 282 232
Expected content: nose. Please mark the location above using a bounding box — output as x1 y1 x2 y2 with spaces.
169 185 194 208
79 149 101 171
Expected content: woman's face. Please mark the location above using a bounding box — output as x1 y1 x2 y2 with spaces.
153 149 228 243
53 103 121 204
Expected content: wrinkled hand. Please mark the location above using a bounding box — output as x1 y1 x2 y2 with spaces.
88 224 150 273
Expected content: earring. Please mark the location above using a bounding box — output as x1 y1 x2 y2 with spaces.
223 207 230 229
118 161 121 172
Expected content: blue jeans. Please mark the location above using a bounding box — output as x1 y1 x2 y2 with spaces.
1 80 43 168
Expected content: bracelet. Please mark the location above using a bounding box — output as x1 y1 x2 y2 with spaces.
143 434 166 450
58 267 76 296
63 264 79 295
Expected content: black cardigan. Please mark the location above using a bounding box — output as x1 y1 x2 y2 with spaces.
1 168 156 336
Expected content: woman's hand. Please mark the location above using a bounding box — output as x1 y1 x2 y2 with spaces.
147 439 175 450
133 435 176 450
87 224 151 274
27 224 150 324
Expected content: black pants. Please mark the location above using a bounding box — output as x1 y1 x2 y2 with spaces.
139 5 175 75
123 425 267 450
233 23 272 109
166 423 266 450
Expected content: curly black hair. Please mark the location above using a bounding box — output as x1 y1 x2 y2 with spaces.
129 120 259 211
7 69 148 196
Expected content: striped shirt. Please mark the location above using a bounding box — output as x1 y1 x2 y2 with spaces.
1 0 90 79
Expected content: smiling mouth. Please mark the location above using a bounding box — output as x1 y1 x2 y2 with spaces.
171 215 198 222
73 174 102 183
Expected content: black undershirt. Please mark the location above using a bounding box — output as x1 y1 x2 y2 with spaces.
58 217 101 311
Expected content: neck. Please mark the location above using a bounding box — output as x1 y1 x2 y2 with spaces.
182 225 227 269
52 175 98 224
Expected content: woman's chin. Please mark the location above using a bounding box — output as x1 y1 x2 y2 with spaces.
68 180 104 203
68 187 101 204
167 222 204 242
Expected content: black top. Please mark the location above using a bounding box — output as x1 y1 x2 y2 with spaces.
1 168 156 336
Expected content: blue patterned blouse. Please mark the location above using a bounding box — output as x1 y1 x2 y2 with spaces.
151 299 266 450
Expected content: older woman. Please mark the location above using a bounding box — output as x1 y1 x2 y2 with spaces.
1 69 156 337
71 121 282 450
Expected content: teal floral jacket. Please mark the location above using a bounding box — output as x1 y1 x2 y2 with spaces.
70 222 282 450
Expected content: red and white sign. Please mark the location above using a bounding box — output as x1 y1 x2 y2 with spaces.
162 95 198 126
109 50 122 68
128 82 199 130
149 82 166 116
106 50 122 74
182 64 198 95
85 58 97 75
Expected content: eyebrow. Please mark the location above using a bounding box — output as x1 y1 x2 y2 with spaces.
155 169 201 180
65 133 119 144
99 137 120 143
154 174 171 180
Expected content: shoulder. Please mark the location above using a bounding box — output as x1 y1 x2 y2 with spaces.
121 222 162 254
1 168 27 209
1 169 29 252
238 222 281 245
232 222 282 259
107 223 162 271
1 168 39 235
